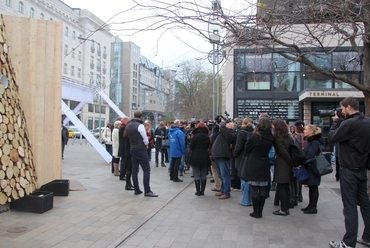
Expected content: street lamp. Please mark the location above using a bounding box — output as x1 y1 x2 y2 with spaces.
78 36 103 134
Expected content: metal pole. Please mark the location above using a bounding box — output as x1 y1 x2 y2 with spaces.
212 43 216 120
99 41 102 134
216 44 219 116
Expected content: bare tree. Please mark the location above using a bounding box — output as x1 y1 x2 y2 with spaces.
172 61 215 120
102 0 370 115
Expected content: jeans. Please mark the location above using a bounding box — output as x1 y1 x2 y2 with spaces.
130 148 151 193
241 180 252 206
340 167 370 247
155 148 164 164
170 157 181 180
214 158 231 196
105 144 112 156
179 155 185 173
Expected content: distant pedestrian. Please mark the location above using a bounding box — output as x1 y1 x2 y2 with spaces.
112 121 121 176
61 121 69 160
125 111 158 197
154 122 166 167
168 120 186 182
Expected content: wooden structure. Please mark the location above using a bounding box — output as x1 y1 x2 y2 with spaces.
0 15 63 204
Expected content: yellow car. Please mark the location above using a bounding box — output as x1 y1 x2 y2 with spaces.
67 127 75 138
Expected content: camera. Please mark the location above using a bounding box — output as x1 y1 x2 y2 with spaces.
319 107 343 118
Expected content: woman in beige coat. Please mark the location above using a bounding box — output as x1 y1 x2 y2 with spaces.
112 121 121 176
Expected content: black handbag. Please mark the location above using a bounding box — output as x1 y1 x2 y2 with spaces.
162 139 170 148
315 153 333 176
293 165 309 182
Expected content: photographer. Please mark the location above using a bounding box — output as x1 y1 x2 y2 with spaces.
328 97 370 248
210 119 236 200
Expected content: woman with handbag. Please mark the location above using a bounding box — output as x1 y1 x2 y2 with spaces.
272 119 295 216
301 124 325 214
233 118 254 207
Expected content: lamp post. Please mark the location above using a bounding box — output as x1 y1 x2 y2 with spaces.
78 36 102 134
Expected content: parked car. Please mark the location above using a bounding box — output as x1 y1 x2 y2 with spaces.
67 127 75 138
66 126 84 139
91 127 105 139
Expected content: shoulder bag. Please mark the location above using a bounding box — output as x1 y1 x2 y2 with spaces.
314 148 333 176
293 165 309 182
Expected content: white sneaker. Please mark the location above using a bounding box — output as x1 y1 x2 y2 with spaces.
357 237 370 247
329 240 354 248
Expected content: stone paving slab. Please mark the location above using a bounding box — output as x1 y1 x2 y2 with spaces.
0 142 369 248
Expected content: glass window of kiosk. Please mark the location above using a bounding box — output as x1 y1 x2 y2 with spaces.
311 101 365 152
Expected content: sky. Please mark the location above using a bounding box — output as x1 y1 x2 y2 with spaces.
61 0 253 71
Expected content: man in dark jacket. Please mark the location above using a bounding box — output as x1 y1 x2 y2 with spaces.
211 121 236 199
328 97 370 248
126 111 158 197
119 116 135 190
61 122 69 160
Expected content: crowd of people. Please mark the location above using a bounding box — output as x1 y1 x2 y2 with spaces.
96 97 370 248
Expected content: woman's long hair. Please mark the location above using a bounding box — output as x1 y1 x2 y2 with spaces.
272 119 289 139
254 118 271 137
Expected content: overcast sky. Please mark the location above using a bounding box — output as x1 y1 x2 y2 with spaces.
62 0 218 70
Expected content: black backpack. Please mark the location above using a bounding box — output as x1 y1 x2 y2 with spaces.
289 138 306 167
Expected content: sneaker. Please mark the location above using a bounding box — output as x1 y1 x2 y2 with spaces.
215 192 223 196
329 240 354 248
357 237 370 247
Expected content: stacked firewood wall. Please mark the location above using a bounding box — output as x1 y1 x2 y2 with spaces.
0 17 37 204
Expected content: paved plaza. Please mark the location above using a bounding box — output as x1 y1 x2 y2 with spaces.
0 141 369 248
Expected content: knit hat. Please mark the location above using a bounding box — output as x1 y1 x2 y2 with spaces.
294 120 305 127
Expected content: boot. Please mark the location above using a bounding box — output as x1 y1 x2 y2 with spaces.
259 197 266 218
250 196 261 218
194 180 201 196
114 163 119 176
303 207 317 214
200 179 207 196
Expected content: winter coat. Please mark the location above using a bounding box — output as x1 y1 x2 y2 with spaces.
328 112 370 171
154 127 166 149
188 127 211 168
233 127 254 171
273 135 294 184
301 133 325 186
242 129 273 182
118 124 126 158
211 125 236 159
168 126 186 158
61 126 69 145
102 127 113 145
112 128 120 158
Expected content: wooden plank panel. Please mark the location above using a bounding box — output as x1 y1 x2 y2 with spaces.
3 15 62 187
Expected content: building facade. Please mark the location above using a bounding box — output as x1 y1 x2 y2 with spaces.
0 0 113 130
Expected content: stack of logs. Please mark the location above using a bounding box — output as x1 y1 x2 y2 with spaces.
0 16 37 205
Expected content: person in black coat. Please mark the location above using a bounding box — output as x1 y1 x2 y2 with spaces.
188 122 211 196
61 122 69 160
301 124 325 214
154 122 167 167
242 118 273 218
119 117 134 190
233 118 254 206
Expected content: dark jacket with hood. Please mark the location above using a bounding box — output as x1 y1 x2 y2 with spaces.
188 126 211 168
211 124 236 159
242 129 273 182
302 133 325 186
328 112 370 171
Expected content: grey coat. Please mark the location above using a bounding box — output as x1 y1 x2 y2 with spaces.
273 136 294 184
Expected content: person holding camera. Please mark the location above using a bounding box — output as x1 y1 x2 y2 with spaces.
328 97 370 248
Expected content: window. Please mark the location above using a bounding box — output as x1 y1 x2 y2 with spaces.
6 0 11 7
71 49 75 58
247 72 271 90
18 1 23 13
64 45 68 55
97 58 101 71
29 8 34 18
72 31 76 39
63 63 67 74
90 42 95 53
78 51 82 61
88 104 94 112
90 56 94 69
65 27 69 37
303 72 332 89
97 44 101 56
71 66 75 76
103 46 107 58
40 13 44 19
90 72 94 84
77 68 81 78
